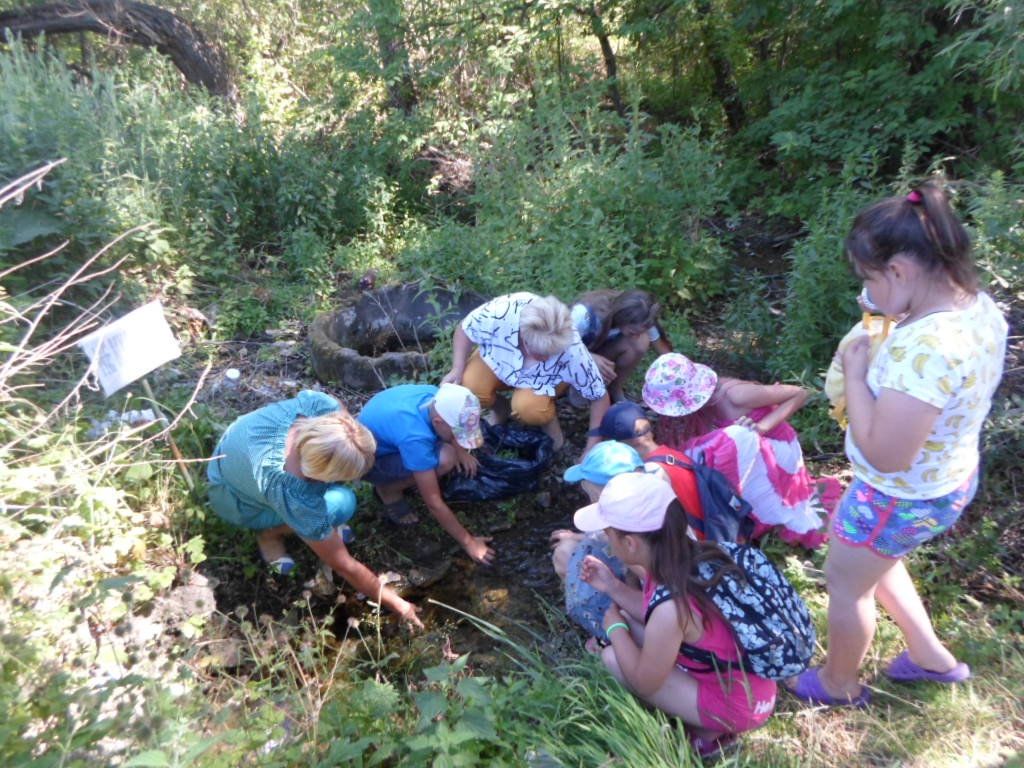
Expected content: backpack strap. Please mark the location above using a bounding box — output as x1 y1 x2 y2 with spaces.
645 452 705 537
678 644 747 674
645 587 752 675
643 584 674 624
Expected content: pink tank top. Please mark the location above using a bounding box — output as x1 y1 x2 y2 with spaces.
642 575 775 695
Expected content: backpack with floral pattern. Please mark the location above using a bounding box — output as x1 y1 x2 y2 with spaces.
645 542 815 680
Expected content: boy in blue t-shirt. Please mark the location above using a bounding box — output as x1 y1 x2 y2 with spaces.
358 383 494 564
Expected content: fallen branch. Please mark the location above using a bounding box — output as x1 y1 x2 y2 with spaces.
0 1 235 99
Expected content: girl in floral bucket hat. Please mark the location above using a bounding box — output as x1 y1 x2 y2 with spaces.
642 353 841 549
641 352 718 417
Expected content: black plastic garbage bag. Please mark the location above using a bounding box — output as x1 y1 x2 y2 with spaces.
442 422 554 502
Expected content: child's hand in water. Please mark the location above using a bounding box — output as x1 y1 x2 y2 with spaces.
841 334 872 380
580 554 618 593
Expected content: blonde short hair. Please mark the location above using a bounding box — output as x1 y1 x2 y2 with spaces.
294 411 376 483
520 295 573 358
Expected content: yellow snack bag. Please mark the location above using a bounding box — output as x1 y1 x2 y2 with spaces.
825 312 895 427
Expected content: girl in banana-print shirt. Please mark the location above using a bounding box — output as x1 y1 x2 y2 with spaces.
788 183 1007 709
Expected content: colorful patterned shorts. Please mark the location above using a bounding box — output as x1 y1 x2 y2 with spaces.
832 473 978 558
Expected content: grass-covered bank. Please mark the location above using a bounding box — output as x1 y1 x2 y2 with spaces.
3 0 1024 763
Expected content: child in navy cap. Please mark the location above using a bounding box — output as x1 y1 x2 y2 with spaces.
587 401 651 441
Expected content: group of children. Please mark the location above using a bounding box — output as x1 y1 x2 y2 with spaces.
206 183 1008 754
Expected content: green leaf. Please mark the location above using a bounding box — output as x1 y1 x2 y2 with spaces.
422 663 452 683
181 736 221 763
325 736 374 762
454 677 489 704
124 463 155 483
455 708 497 741
0 208 63 249
124 750 170 767
413 690 447 728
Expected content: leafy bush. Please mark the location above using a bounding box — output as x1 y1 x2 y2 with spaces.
0 41 423 337
398 100 733 306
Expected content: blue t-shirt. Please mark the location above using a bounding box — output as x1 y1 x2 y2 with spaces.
358 384 441 472
206 390 357 540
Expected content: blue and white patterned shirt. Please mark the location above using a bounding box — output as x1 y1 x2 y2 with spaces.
461 292 606 400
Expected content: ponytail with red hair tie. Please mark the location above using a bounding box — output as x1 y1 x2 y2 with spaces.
906 189 923 204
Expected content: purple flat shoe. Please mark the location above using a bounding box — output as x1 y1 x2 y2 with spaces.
885 651 971 684
786 667 871 708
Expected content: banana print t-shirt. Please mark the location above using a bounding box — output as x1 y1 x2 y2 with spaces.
845 292 1007 499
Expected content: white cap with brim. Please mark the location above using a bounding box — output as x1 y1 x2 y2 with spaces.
573 472 678 533
433 383 484 450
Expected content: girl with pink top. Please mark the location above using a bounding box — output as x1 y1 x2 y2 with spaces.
643 353 840 547
576 472 776 757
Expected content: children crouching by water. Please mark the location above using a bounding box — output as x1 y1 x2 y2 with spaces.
573 472 781 757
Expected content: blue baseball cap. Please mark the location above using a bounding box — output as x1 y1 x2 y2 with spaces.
564 440 644 485
587 401 651 440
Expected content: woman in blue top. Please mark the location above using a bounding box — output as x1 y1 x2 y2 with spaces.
208 390 423 629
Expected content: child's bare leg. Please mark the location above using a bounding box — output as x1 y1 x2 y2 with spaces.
540 416 565 452
549 530 583 580
256 524 292 562
374 475 417 504
875 559 958 671
484 393 511 426
819 538 896 698
596 335 650 402
601 648 714 733
510 389 562 449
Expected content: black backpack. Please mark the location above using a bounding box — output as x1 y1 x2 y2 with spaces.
646 452 755 543
645 542 816 681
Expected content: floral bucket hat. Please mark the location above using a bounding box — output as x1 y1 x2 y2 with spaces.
642 353 718 417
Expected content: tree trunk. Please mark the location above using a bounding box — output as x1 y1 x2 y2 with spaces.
0 1 234 99
367 0 417 115
578 2 627 119
695 0 744 132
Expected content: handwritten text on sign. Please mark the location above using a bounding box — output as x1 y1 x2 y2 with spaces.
78 301 181 397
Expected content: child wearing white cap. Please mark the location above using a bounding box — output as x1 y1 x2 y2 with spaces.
576 472 777 757
359 383 494 564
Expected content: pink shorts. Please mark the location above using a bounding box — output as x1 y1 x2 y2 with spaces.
693 669 777 733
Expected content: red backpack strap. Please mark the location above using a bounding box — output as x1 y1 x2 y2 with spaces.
646 450 706 538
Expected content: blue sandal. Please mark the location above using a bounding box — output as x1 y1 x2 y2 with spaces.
263 555 295 575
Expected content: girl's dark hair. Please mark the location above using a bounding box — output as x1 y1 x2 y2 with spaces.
610 290 660 329
616 499 740 631
654 410 715 448
573 289 661 349
845 182 978 294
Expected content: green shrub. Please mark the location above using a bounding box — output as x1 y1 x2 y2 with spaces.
398 101 733 306
0 41 420 338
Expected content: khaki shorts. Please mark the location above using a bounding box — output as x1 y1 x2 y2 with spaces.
462 350 564 425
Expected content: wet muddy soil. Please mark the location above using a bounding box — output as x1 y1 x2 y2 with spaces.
193 342 596 671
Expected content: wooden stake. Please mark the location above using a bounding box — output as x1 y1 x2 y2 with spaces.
141 377 195 494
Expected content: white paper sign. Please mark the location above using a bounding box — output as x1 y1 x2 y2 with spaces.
78 300 181 397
